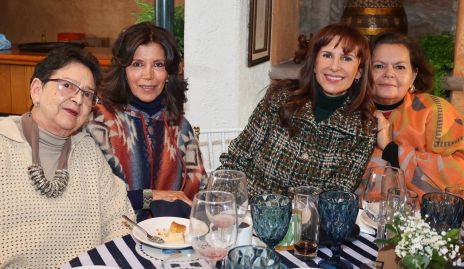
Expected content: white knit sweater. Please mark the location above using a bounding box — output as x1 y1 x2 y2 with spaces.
0 116 135 269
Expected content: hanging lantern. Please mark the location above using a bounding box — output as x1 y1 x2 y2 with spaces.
341 0 408 39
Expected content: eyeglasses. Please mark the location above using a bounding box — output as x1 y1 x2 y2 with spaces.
45 78 99 106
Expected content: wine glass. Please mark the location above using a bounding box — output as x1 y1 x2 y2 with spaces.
362 165 404 239
190 190 238 268
208 170 248 222
251 194 292 249
318 190 359 269
445 186 464 243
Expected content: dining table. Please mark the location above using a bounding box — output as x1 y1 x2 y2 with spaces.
61 231 380 269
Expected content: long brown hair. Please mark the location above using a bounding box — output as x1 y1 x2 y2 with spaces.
265 23 375 136
102 22 186 125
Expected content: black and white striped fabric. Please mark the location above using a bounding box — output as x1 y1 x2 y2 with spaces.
61 233 378 269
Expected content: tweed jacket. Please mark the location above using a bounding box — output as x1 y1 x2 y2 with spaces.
220 91 376 197
0 116 135 269
368 92 464 198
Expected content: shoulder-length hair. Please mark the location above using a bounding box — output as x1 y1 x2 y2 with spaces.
265 23 375 136
102 21 186 125
371 32 434 93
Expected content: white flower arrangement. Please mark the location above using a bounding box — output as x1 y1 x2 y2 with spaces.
376 214 462 269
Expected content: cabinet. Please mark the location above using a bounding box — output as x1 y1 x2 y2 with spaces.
0 47 111 115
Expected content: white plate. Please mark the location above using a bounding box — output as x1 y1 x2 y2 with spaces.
132 217 191 249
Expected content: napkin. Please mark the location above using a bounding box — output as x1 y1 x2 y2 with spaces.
356 209 377 235
0 34 11 50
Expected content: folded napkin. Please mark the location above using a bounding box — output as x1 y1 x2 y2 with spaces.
356 209 377 235
0 34 11 50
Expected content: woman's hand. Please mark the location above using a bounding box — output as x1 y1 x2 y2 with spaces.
152 190 192 206
374 111 392 150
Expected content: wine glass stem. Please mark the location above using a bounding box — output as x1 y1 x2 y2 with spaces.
331 243 342 262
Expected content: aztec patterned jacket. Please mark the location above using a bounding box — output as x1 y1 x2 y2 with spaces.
86 104 207 219
219 91 376 197
368 92 464 198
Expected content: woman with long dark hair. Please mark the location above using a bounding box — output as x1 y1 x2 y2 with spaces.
87 22 206 221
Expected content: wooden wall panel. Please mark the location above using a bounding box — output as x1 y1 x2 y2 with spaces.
10 66 31 114
271 0 300 65
0 64 12 113
451 1 464 116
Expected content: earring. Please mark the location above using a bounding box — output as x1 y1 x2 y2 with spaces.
34 102 40 108
354 78 359 84
409 85 415 93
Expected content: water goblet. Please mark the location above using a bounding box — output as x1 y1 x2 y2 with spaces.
318 190 359 269
190 190 238 269
421 192 464 234
226 245 281 269
445 186 464 242
251 194 292 249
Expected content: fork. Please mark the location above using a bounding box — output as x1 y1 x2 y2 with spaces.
122 215 165 244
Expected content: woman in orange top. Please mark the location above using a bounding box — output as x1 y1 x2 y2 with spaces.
369 32 464 198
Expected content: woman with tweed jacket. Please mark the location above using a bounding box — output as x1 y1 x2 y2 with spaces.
220 23 377 197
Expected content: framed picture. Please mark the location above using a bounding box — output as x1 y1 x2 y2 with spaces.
248 0 272 67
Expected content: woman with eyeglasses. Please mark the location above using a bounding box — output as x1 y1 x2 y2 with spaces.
0 46 135 268
86 22 207 221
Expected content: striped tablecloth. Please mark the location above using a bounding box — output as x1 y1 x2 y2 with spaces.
61 233 379 269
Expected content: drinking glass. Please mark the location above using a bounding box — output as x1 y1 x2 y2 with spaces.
385 188 418 221
226 245 281 269
421 192 464 234
251 194 292 249
318 191 359 269
208 170 248 222
445 186 464 242
190 190 238 268
293 186 320 259
362 165 404 239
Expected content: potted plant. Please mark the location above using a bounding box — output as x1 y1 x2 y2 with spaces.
418 32 454 98
132 0 184 56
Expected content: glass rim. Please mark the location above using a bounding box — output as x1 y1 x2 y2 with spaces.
193 190 235 204
293 186 321 197
422 191 464 203
210 169 246 179
318 190 358 201
368 165 404 174
251 193 289 201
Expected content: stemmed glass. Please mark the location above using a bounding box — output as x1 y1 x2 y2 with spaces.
421 192 464 234
208 170 248 223
190 190 238 268
318 190 359 269
362 165 405 239
251 194 292 249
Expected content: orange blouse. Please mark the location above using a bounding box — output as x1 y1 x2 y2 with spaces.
368 92 464 198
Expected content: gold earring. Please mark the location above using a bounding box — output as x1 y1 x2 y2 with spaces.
409 85 415 93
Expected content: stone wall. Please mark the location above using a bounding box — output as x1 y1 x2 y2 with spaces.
299 0 457 38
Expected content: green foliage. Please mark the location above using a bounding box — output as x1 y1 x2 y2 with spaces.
418 33 454 98
131 0 184 56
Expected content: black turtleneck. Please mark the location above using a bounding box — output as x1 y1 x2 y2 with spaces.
130 93 165 116
314 83 348 123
